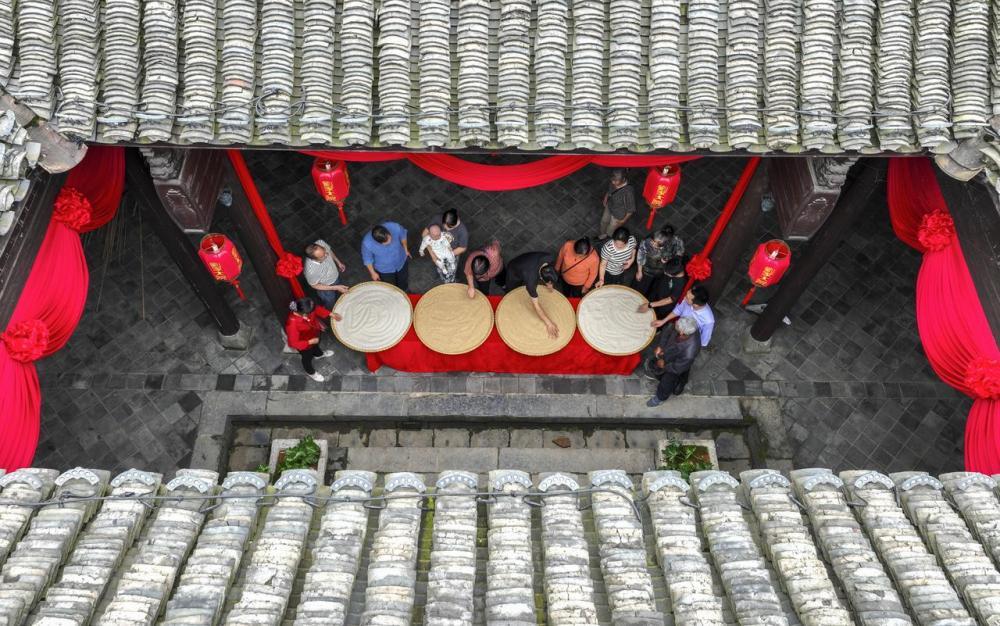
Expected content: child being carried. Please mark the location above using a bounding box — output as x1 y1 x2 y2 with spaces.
419 224 457 283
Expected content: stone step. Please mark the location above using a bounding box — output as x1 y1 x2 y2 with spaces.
345 447 657 474
264 391 744 422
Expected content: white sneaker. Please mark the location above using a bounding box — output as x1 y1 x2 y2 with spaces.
308 372 325 382
317 350 335 359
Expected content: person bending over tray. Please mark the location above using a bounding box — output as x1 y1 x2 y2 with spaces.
505 251 561 339
644 316 701 407
419 224 457 283
464 238 505 298
638 256 687 320
652 283 715 347
555 237 599 298
362 222 410 292
285 297 337 383
595 227 637 287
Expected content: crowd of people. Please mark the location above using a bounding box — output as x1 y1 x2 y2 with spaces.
285 170 715 407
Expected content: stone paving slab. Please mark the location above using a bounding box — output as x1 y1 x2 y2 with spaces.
497 448 657 474
346 448 501 473
31 153 969 475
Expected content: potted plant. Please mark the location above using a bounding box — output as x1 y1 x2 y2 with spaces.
658 438 717 479
268 435 328 478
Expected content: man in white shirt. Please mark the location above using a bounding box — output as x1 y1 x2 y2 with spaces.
303 240 349 309
652 284 714 347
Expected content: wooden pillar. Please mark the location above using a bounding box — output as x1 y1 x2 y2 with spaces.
220 165 294 323
124 149 242 338
0 170 67 329
750 159 886 342
700 161 769 300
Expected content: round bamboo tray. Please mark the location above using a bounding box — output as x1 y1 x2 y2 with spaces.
495 286 576 356
576 285 656 356
414 283 495 355
331 281 413 352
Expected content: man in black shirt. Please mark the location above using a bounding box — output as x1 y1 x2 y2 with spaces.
505 251 561 338
645 316 701 407
637 256 686 320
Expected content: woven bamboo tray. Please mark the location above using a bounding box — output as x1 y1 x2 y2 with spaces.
331 281 413 352
576 284 656 356
495 286 576 356
414 283 495 355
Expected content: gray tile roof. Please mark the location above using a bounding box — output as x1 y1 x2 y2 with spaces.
5 464 1000 624
0 0 996 153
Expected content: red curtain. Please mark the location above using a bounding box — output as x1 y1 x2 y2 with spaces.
886 157 1000 472
301 150 700 191
0 146 125 470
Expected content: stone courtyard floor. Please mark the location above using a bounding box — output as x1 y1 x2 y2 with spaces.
33 152 968 476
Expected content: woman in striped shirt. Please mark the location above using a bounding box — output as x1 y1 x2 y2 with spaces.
596 227 638 287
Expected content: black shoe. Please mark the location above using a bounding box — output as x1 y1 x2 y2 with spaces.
673 384 686 396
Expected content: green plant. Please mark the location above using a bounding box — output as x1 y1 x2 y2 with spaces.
659 439 713 480
276 436 321 473
253 463 270 474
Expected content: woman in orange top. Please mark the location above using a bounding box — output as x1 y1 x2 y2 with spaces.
285 297 338 382
555 238 600 298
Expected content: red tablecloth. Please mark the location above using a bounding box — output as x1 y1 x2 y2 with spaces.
366 294 641 374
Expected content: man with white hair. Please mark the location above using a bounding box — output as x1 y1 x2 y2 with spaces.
645 316 701 407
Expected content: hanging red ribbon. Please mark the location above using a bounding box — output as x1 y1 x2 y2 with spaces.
226 150 306 299
887 157 1000 473
680 157 761 295
301 150 699 191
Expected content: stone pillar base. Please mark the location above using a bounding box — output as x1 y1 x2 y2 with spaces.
742 326 772 354
219 324 253 350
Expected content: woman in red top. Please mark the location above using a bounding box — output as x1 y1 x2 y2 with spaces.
285 297 337 382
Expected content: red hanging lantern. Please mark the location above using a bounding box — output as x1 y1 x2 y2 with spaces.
742 239 791 307
198 234 246 300
642 164 682 229
311 159 351 226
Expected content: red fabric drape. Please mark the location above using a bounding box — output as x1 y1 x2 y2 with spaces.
886 157 1000 473
66 147 126 232
0 221 90 469
226 150 306 299
0 146 124 470
302 150 700 191
367 294 641 374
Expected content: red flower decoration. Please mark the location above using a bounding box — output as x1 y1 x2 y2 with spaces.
917 210 955 253
52 187 93 232
966 357 1000 400
2 319 49 362
686 254 712 281
275 252 303 278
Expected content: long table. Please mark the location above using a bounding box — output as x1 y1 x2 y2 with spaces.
366 294 642 375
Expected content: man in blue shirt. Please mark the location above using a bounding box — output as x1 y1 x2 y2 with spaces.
652 284 714 347
362 222 411 291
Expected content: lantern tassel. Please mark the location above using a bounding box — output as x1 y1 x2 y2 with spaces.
740 285 757 308
645 205 658 230
232 279 247 301
337 202 348 226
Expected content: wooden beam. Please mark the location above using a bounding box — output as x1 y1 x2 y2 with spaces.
750 159 886 342
700 161 768 300
220 163 294 323
0 170 66 330
124 148 241 337
934 170 1000 340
